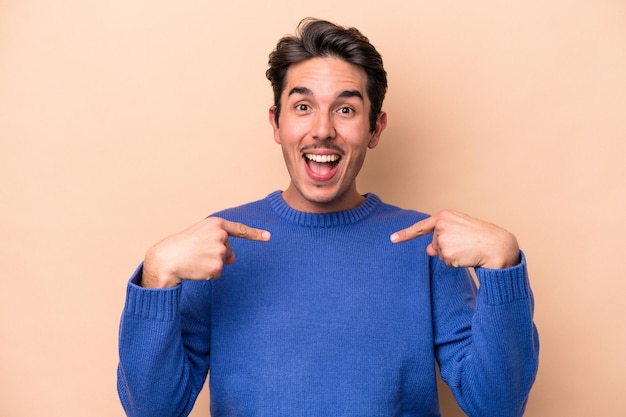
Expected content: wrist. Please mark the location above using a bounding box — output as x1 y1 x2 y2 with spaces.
480 233 521 270
142 246 181 288
481 251 521 269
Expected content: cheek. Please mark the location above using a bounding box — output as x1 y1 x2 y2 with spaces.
342 129 373 155
281 122 313 150
344 140 372 173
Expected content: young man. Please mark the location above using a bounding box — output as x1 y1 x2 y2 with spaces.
118 18 539 417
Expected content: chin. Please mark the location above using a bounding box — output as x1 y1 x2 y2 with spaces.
303 187 356 211
305 190 339 205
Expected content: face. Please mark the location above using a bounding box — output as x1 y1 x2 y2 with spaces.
269 57 387 213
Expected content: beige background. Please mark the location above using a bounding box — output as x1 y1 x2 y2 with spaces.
1 0 625 416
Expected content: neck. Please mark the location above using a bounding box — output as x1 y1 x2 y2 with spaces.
281 184 365 214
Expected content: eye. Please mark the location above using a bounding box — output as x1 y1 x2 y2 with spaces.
295 103 310 112
337 106 355 115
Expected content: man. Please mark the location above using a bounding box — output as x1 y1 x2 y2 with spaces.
118 18 539 417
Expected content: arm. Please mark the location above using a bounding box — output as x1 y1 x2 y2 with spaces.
391 210 539 416
117 269 212 417
117 217 271 416
431 254 539 417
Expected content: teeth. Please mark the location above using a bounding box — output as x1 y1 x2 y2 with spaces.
305 154 340 163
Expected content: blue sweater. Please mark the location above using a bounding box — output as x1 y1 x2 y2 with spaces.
118 191 539 417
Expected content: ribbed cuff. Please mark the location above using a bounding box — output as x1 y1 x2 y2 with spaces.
123 264 181 321
475 251 531 306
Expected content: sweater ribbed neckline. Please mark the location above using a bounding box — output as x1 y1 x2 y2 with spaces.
267 190 380 228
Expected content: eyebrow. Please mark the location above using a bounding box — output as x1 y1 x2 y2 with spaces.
337 90 363 100
288 87 364 101
288 86 312 96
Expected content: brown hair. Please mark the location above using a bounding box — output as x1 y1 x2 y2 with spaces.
266 18 387 132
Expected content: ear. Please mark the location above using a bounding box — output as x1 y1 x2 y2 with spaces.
268 106 281 144
368 111 387 149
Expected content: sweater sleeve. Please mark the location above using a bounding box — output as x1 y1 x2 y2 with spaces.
117 264 212 417
432 252 539 417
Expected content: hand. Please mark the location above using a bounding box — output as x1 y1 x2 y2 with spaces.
142 217 271 288
390 210 520 269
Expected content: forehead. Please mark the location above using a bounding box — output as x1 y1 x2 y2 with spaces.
283 57 368 100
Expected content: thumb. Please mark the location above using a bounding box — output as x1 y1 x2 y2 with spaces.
224 239 236 264
425 243 438 257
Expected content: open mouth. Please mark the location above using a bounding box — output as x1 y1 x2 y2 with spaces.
304 153 341 180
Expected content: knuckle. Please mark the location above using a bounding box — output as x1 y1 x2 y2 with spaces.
215 228 229 242
445 259 458 268
237 223 249 237
403 229 416 240
439 246 452 260
215 245 228 259
438 209 454 221
207 258 224 274
207 272 221 280
205 216 221 227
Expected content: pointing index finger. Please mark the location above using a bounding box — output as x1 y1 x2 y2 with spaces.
390 216 436 243
222 220 271 242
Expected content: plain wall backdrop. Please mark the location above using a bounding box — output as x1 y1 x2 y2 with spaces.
1 1 625 416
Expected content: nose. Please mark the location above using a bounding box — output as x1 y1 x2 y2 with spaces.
311 111 336 141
